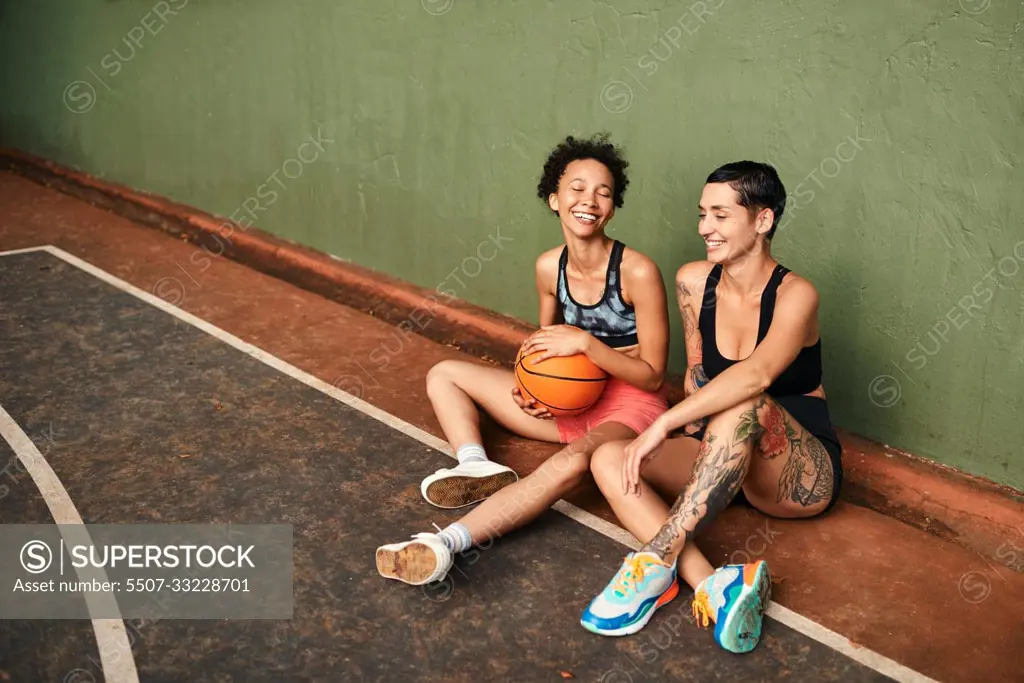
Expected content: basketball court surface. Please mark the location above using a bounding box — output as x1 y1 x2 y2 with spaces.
0 245 951 682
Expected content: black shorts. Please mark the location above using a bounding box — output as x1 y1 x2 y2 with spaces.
680 395 843 515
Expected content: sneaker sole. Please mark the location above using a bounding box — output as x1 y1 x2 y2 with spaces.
717 561 772 653
423 471 518 509
580 579 681 637
375 543 440 586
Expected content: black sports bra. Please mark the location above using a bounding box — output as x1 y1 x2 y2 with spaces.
698 263 823 397
556 240 638 348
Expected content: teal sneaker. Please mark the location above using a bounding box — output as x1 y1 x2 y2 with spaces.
691 560 772 653
580 552 680 636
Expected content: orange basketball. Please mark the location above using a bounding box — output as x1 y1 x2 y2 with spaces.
514 344 608 417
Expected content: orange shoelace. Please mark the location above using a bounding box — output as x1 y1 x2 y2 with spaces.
612 555 652 595
692 589 713 628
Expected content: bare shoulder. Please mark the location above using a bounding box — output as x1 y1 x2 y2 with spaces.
777 270 820 310
534 246 562 291
675 260 716 299
619 246 664 286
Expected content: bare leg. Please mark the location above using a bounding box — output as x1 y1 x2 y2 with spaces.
425 359 560 448
643 394 834 564
590 436 716 590
583 395 837 649
377 421 638 586
457 422 638 542
421 359 560 507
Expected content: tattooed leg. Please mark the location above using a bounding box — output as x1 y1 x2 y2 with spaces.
741 397 838 518
641 396 768 562
775 433 832 505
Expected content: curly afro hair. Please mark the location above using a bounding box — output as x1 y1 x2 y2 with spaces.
536 133 630 215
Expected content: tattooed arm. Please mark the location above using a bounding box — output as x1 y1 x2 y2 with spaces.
676 265 710 435
654 272 821 436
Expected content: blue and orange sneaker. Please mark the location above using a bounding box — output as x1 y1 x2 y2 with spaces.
580 552 680 636
691 560 772 653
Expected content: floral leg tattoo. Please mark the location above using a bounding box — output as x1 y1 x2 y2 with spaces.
746 399 834 506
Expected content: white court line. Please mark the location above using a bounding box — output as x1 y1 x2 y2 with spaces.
1 245 942 683
0 404 140 683
0 246 59 256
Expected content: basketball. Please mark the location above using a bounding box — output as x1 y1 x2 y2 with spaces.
514 343 608 417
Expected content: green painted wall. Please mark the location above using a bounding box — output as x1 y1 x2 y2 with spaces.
2 1 1022 489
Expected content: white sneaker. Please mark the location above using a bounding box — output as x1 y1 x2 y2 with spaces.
375 533 454 586
420 459 519 509
580 552 680 636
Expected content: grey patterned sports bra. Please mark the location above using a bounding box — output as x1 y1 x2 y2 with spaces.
556 239 639 348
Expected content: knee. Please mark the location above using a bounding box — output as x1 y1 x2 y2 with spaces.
706 393 765 428
425 359 464 395
549 446 592 481
590 440 627 486
526 448 591 499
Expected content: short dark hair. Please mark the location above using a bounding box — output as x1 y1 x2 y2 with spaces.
537 133 630 214
705 161 787 240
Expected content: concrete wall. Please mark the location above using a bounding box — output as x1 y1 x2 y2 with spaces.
2 0 1022 489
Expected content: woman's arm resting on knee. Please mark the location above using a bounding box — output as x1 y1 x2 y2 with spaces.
654 277 820 434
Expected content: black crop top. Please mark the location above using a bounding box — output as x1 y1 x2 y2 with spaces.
698 263 823 397
556 240 639 348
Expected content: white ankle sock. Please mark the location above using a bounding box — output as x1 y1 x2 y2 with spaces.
436 523 473 553
456 443 487 465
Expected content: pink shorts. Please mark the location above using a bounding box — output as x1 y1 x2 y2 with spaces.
555 378 669 443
